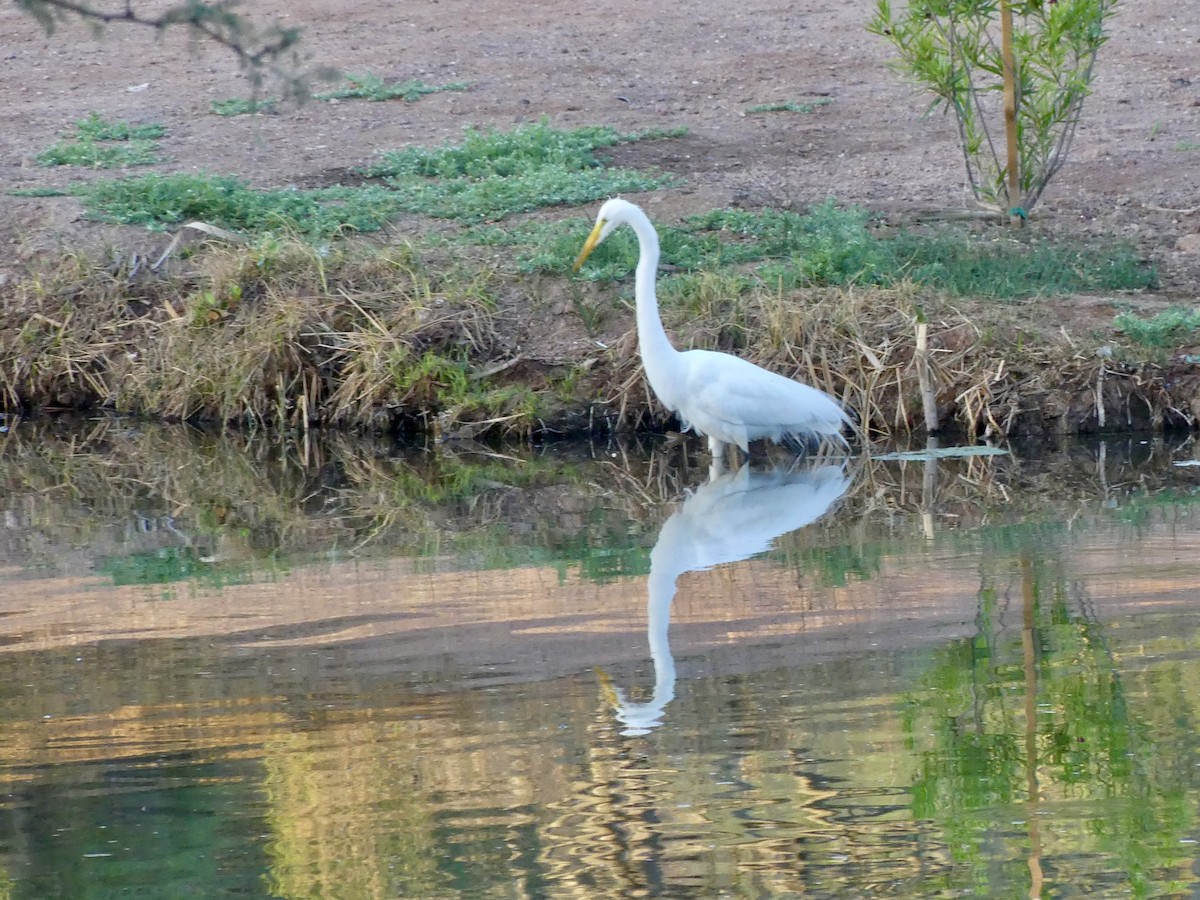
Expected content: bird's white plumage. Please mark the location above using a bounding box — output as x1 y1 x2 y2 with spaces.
575 198 849 466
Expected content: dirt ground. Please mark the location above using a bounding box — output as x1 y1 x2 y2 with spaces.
1 1 1198 290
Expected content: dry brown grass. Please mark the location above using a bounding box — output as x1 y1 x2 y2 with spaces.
1 238 1193 440
0 238 533 434
602 276 1193 442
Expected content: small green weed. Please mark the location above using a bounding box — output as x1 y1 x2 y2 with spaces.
367 122 683 179
315 74 468 102
37 112 166 169
210 97 279 116
39 142 161 168
76 174 402 237
7 187 69 197
393 350 471 407
367 120 680 221
746 99 833 114
1176 140 1200 152
886 230 1156 298
74 113 165 142
391 164 672 222
1114 307 1200 348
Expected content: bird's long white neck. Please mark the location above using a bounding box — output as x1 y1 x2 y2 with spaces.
628 207 679 387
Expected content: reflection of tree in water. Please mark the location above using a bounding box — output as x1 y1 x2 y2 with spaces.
906 526 1195 895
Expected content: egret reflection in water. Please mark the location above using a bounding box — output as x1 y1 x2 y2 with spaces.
602 463 852 736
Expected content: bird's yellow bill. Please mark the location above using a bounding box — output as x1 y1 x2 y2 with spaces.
572 219 606 272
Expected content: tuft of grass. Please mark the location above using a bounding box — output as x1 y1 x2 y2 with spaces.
37 112 166 169
0 235 531 433
366 122 682 179
315 74 468 102
7 187 69 197
76 174 402 237
694 203 886 285
389 165 672 222
210 97 279 116
74 113 165 142
746 98 833 114
39 142 162 169
660 271 758 349
884 230 1157 299
1114 307 1200 348
366 120 680 221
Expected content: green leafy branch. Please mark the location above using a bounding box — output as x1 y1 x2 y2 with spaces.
869 0 1120 217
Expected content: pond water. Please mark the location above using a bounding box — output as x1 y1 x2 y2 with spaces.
1 420 1200 898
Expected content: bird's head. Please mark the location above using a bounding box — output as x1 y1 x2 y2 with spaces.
572 197 635 272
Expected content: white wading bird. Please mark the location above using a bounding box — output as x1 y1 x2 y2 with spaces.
574 198 852 474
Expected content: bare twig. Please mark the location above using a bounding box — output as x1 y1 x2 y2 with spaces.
19 0 308 94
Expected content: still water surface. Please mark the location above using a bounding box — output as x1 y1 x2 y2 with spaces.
1 422 1199 897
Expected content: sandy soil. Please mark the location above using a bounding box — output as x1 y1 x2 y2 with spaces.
1 1 1198 288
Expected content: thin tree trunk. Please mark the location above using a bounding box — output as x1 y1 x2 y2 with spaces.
1000 0 1022 227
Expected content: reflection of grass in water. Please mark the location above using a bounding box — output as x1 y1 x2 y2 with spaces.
1 420 658 586
4 420 1198 594
97 548 264 590
344 450 657 581
431 523 654 584
776 542 883 588
1112 486 1200 527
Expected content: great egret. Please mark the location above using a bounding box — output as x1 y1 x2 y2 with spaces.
574 198 851 471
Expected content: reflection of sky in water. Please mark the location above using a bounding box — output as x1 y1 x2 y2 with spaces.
1 426 1200 896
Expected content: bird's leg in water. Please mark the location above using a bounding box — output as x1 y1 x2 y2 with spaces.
708 435 728 480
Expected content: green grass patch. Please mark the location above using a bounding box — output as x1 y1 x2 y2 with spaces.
389 165 672 222
37 112 166 169
39 142 162 168
76 122 684 235
366 122 683 179
562 201 1156 300
746 98 833 114
366 120 682 222
7 187 69 197
1114 306 1200 348
314 73 468 102
74 113 165 142
882 230 1155 298
76 174 403 237
210 97 279 116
